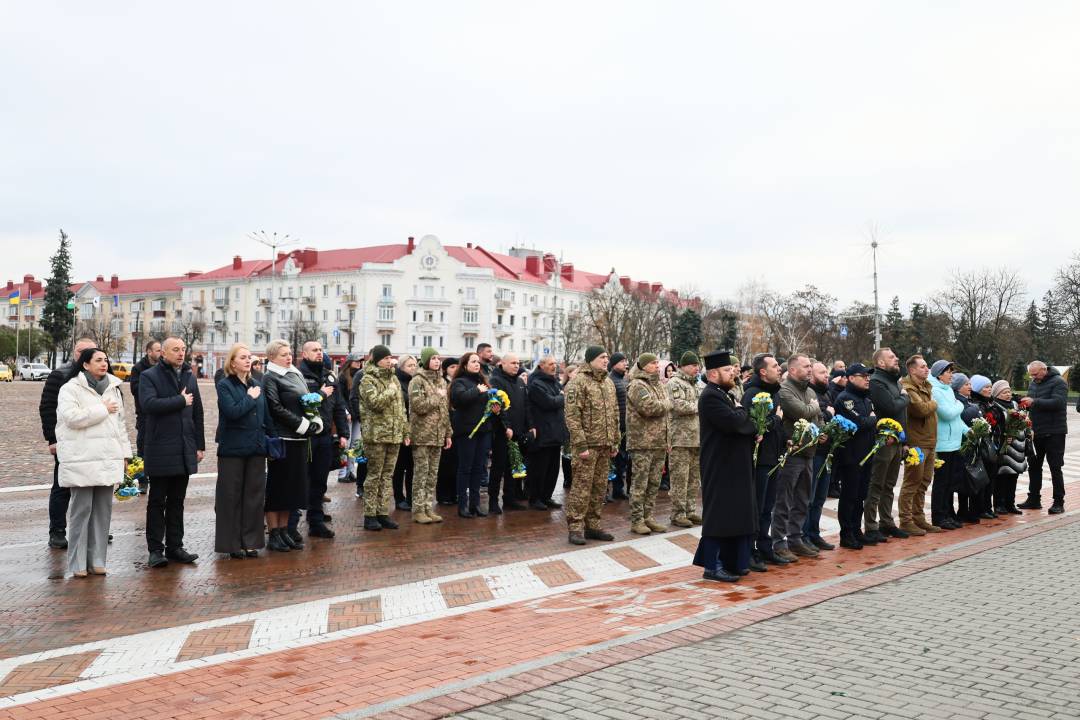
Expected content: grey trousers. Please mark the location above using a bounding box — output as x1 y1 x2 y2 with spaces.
68 485 113 576
771 454 813 548
865 442 902 531
215 455 267 553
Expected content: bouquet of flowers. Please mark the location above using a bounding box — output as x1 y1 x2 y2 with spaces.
749 392 774 467
300 392 323 418
115 456 144 501
508 439 528 479
934 458 945 469
768 419 820 477
904 447 925 467
1003 409 1031 442
859 418 906 467
816 415 859 478
468 388 511 438
959 417 991 458
340 437 367 468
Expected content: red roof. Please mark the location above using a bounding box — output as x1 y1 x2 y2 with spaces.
81 276 186 296
4 275 45 303
190 259 272 281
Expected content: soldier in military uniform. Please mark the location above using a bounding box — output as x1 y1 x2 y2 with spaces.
626 352 673 535
564 346 620 546
359 344 410 531
666 351 703 528
408 347 452 524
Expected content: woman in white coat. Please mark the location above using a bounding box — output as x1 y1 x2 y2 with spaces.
56 347 132 577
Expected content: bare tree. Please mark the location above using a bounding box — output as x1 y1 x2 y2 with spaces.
171 315 207 362
287 317 322 358
758 284 837 359
77 315 127 358
1053 254 1080 360
933 268 1026 376
556 306 591 363
583 281 675 360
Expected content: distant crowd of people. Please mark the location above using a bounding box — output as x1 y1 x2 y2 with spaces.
39 335 1074 580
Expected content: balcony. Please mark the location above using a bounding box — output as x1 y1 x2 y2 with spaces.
257 297 271 306
341 293 357 305
213 296 230 308
495 297 511 309
375 315 396 330
300 295 316 307
530 306 543 316
378 295 395 305
190 302 205 311
493 323 513 338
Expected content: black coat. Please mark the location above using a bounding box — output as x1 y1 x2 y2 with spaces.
299 359 349 439
812 382 835 457
699 382 758 539
955 390 983 427
215 375 268 457
609 369 628 430
129 355 155 417
833 386 876 465
348 370 365 424
490 366 528 438
138 361 205 477
262 366 311 439
39 362 72 445
869 367 909 427
526 370 567 448
740 375 784 467
1027 367 1069 436
450 372 491 437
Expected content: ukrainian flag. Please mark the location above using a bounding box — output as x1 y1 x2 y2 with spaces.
7 290 19 305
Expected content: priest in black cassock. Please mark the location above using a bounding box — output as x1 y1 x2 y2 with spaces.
693 350 760 582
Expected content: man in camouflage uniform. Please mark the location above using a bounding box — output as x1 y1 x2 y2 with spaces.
359 344 410 531
564 346 621 546
666 351 703 528
408 347 452 524
627 352 673 534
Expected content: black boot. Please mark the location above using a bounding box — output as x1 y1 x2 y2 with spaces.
267 528 291 552
363 516 382 531
283 528 304 549
376 515 399 529
1017 496 1042 510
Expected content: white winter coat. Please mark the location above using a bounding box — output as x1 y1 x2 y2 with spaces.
56 373 132 488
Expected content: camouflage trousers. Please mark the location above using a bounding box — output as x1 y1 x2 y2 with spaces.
630 449 668 524
364 442 400 517
566 447 611 533
668 446 700 521
411 444 442 515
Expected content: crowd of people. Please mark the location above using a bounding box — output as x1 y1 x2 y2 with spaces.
38 335 1074 581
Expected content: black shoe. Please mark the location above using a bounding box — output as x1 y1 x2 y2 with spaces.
993 506 1008 516
284 528 305 548
1007 505 1023 515
267 528 292 551
363 516 382 531
458 507 476 519
867 530 889 543
504 500 527 511
858 531 878 545
470 506 488 517
529 500 549 511
488 502 503 515
883 526 909 539
938 518 960 530
809 536 836 551
227 552 245 559
245 549 259 557
165 548 198 564
584 528 615 541
702 567 739 583
733 568 750 576
321 513 332 522
108 534 113 543
48 530 68 550
376 515 399 529
148 551 169 567
308 523 335 538
612 491 629 500
568 531 586 546
979 511 995 520
543 498 563 509
760 548 794 565
338 472 357 484
1017 497 1042 510
396 500 412 511
1049 503 1065 515
748 557 768 572
839 533 863 550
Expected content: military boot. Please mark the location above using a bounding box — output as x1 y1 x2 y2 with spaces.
630 520 652 535
428 509 444 523
413 508 433 524
568 531 586 546
585 527 614 541
670 515 694 528
687 512 703 524
644 517 668 533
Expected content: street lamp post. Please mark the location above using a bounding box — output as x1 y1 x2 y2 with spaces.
249 231 299 341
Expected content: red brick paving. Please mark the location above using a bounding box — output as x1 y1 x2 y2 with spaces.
528 559 583 588
327 597 383 632
665 533 700 553
604 545 660 571
438 576 495 608
0 651 100 696
175 621 255 662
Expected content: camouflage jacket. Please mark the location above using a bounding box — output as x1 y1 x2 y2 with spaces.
626 364 672 450
666 370 700 448
564 366 620 454
359 365 409 444
408 368 450 446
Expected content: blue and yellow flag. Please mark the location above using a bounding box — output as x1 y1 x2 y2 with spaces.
6 290 19 305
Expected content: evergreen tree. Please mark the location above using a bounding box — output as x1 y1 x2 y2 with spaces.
909 302 927 359
670 308 703 362
1023 301 1041 359
39 230 75 367
1040 290 1063 363
721 311 738 354
882 296 907 357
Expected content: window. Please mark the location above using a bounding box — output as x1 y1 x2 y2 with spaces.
235 288 240 299
424 285 434 298
509 315 515 326
522 316 527 329
424 311 434 323
422 335 433 347
497 314 504 325
465 287 476 301
378 305 394 322
308 311 314 321
440 286 446 298
280 309 286 322
322 310 328 321
255 289 260 300
439 311 445 322
336 309 342 321
151 299 166 312
323 285 329 297
439 336 444 347
336 284 341 296
411 335 417 347
382 284 392 298
463 308 478 323
380 333 392 346
308 286 315 298
234 311 239 321
234 332 239 342
496 337 503 350
411 310 417 322
350 283 355 294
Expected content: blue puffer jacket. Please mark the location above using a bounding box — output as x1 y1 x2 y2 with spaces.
930 376 966 452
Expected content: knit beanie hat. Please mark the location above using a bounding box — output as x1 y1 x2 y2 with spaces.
636 352 659 369
950 372 969 391
420 347 438 369
970 375 992 395
370 344 391 365
609 352 627 368
930 359 954 378
679 351 700 367
990 380 1011 399
584 346 605 364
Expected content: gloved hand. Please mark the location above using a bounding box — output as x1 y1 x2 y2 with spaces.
309 416 325 436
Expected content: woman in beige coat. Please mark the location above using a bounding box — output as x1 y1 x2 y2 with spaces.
56 347 132 577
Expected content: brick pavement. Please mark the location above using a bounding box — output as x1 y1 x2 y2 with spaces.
453 516 1080 720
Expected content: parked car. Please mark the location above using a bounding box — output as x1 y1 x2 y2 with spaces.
19 363 51 381
0 363 12 382
111 361 133 381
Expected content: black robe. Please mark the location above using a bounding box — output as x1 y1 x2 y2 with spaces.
699 381 758 538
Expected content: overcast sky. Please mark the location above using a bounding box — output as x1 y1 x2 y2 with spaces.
3 2 1078 311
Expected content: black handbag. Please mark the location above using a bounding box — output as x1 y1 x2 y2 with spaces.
962 455 991 495
265 435 286 461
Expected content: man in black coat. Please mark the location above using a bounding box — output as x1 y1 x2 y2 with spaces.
607 352 630 499
129 339 162 461
292 341 350 539
693 350 758 583
38 337 98 549
526 355 567 509
833 364 877 549
139 337 205 567
1018 361 1069 514
741 353 785 568
866 347 909 542
489 354 529 512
